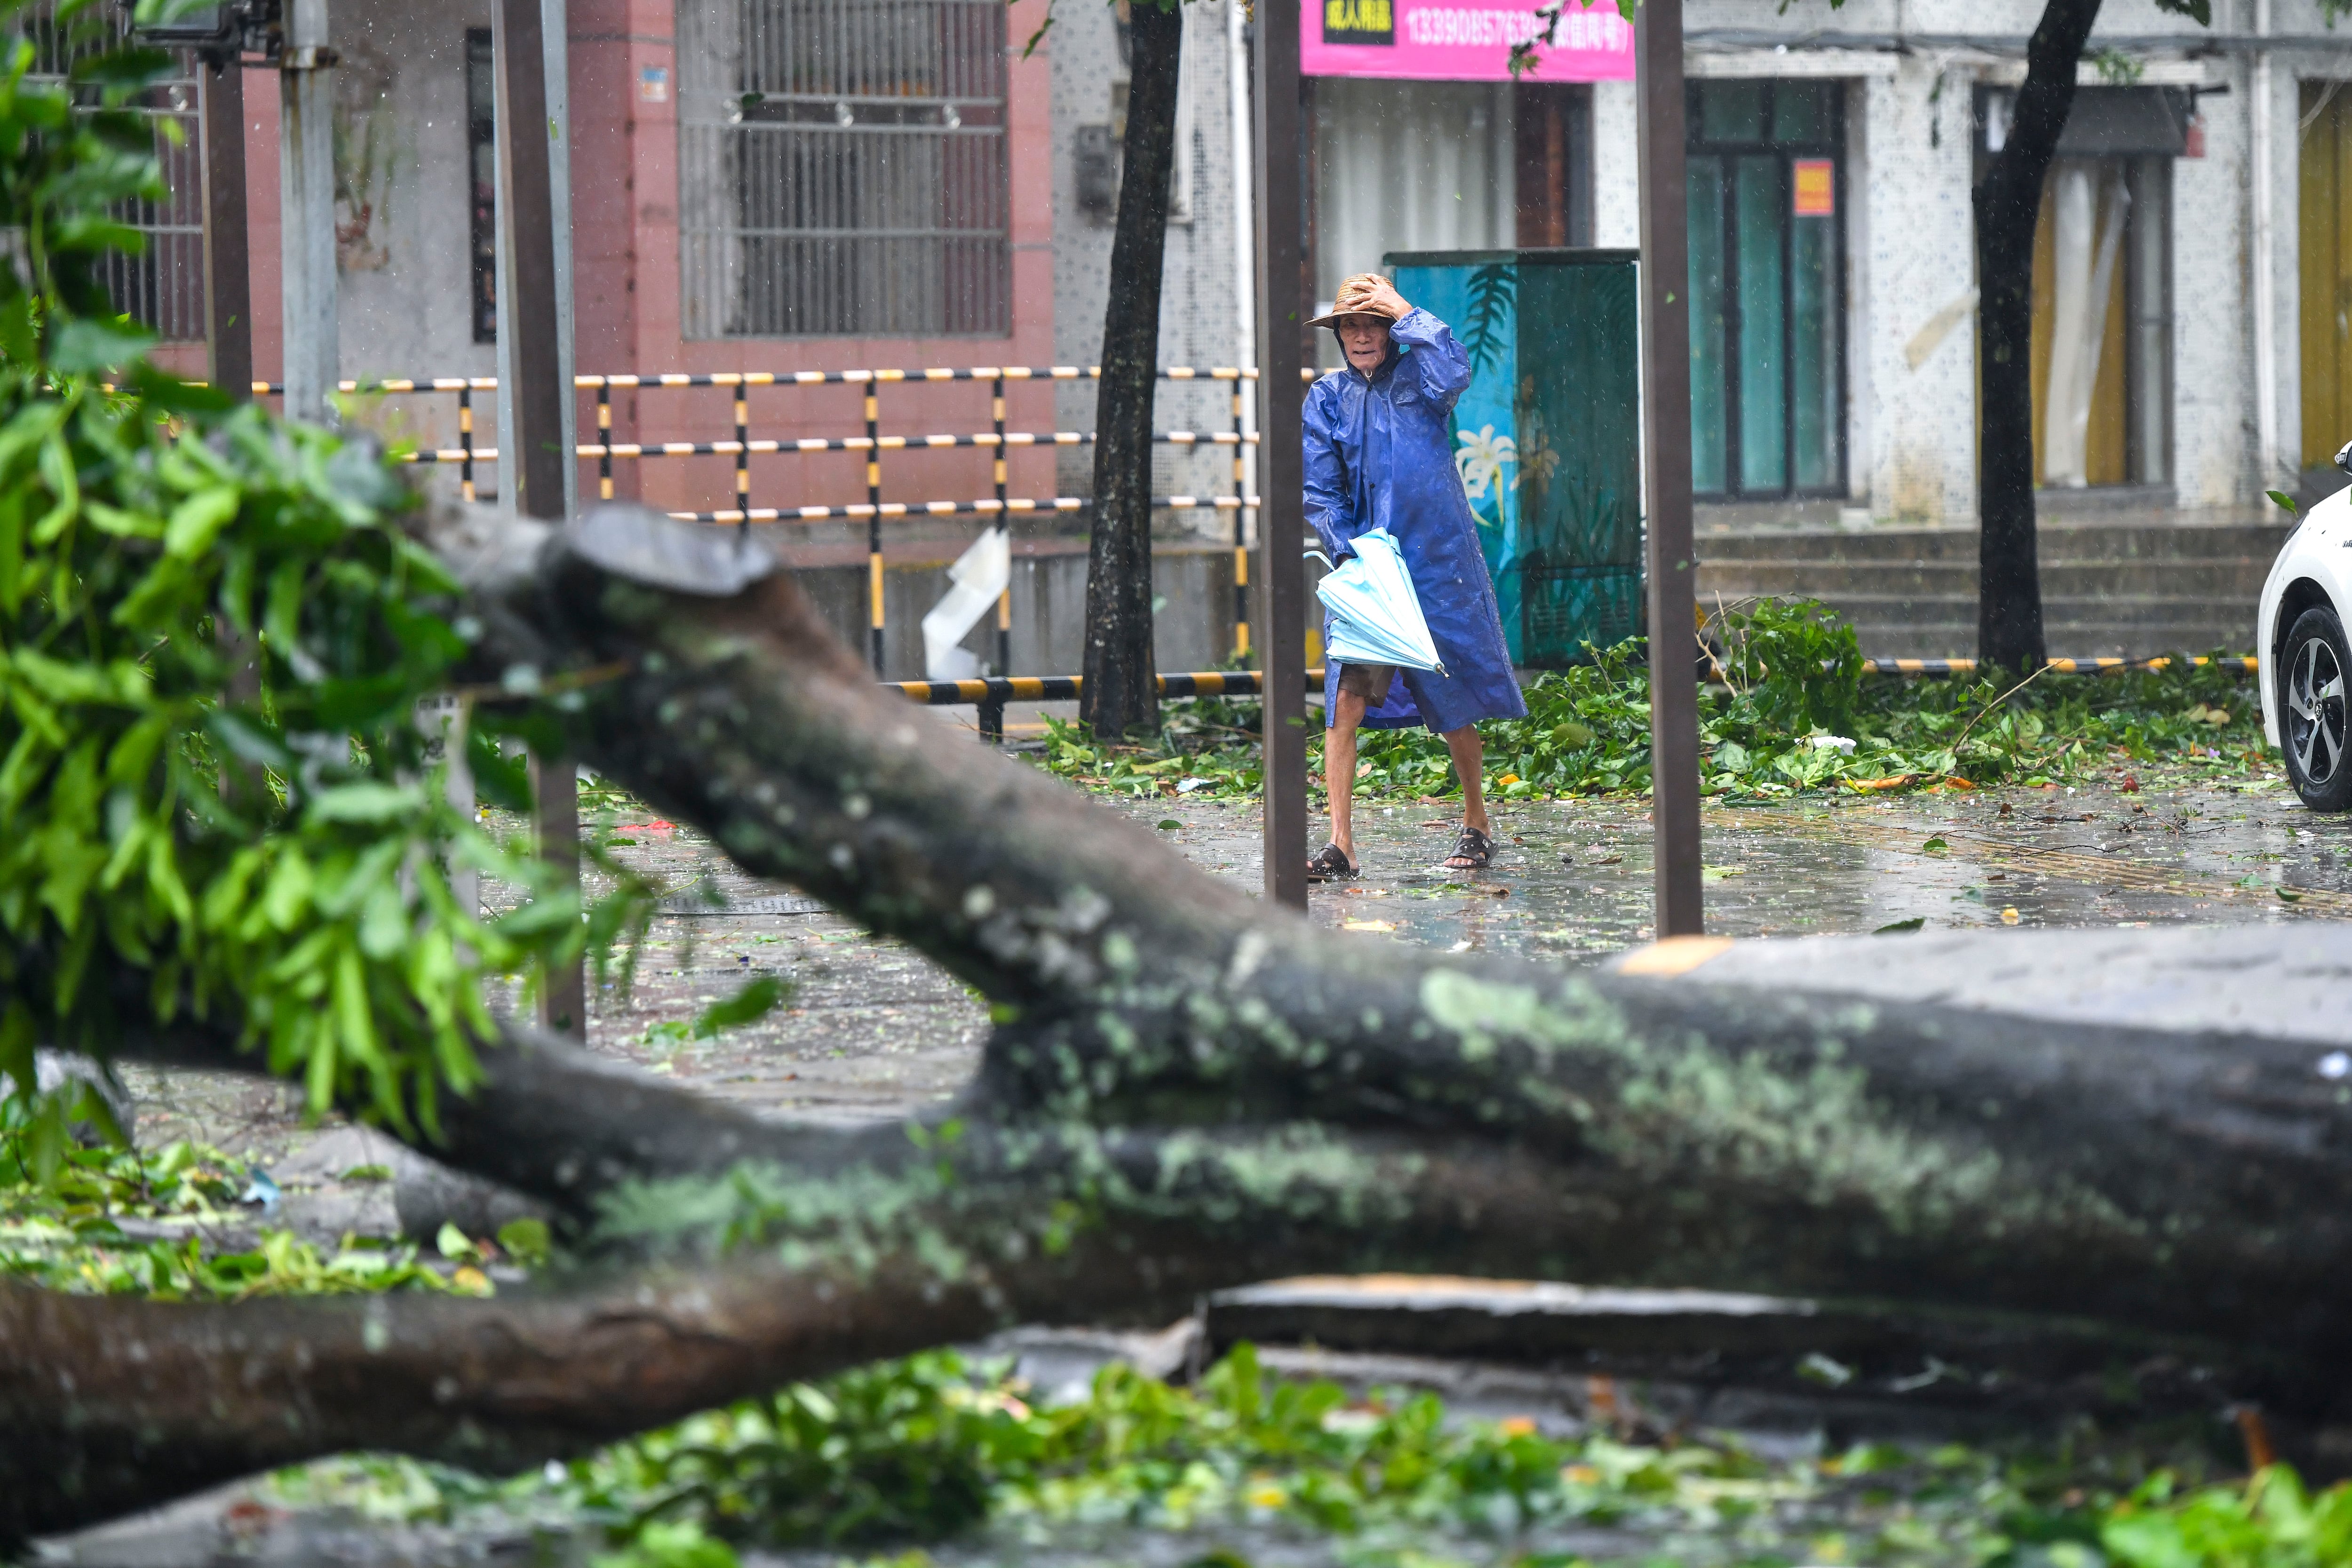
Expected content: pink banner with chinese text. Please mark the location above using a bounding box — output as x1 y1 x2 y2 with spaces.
1304 0 1634 83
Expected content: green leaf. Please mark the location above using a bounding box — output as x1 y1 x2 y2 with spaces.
162 486 238 558
48 315 155 374
495 1216 551 1266
305 781 423 825
435 1220 477 1263
0 1000 34 1098
11 648 121 707
2267 488 2303 519
32 430 79 542
692 976 791 1039
0 489 24 613
259 851 315 930
357 880 409 959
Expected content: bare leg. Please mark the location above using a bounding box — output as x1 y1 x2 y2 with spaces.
1441 724 1489 868
1325 688 1367 865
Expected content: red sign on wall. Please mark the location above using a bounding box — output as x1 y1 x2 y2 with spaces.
1793 159 1836 218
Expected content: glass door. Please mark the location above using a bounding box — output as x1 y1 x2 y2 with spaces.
1686 80 1845 500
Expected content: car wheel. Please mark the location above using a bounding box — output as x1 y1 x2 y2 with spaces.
2280 606 2352 811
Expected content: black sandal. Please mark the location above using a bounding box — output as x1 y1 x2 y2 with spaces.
1441 826 1494 871
1306 843 1359 882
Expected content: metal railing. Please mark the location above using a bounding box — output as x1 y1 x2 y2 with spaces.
890 657 2267 742
888 667 1320 741
255 364 1283 675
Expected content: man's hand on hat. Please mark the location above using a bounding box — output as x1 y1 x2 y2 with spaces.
1348 276 1410 321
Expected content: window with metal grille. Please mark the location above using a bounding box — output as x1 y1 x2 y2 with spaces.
676 0 1010 339
16 5 206 342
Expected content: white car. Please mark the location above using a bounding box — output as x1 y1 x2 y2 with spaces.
2259 442 2352 810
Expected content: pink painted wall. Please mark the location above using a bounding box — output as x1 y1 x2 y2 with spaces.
245 64 284 391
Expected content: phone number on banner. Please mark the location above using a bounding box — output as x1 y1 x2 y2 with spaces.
1401 4 1632 50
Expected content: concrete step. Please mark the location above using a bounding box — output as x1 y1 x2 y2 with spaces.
1695 521 2293 564
1690 515 2278 658
1702 590 2257 630
1847 626 2257 658
1698 561 2275 599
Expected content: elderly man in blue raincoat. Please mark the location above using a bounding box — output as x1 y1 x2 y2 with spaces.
1303 272 1526 882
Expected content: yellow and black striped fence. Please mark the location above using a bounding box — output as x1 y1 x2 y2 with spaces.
892 655 2264 743
888 667 1321 741
1863 656 2259 676
256 364 1289 676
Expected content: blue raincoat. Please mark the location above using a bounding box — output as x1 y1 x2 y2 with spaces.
1304 308 1526 734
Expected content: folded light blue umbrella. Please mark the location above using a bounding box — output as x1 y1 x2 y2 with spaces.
1307 527 1446 675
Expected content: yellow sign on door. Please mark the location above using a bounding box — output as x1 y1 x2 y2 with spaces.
1792 158 1835 218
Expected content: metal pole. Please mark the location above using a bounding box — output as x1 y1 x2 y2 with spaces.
866 379 885 673
1254 0 1308 911
1635 0 1704 937
597 380 613 501
993 371 1011 678
277 0 336 423
495 0 585 1038
733 375 750 527
1231 374 1249 658
459 384 476 502
198 48 250 402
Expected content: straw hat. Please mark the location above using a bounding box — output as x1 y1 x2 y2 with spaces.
1307 272 1404 328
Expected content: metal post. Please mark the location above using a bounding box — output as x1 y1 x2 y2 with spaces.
866 379 885 673
993 372 1012 682
1231 374 1250 659
1254 0 1308 911
278 0 336 423
1635 0 1704 937
597 380 614 501
733 375 750 528
495 0 585 1037
459 384 476 502
198 49 250 402
493 0 577 520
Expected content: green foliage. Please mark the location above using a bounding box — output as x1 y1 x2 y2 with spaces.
2104 1467 2352 1568
1041 600 2270 805
0 1097 494 1298
1716 595 1864 737
575 1350 1015 1547
260 1346 2352 1566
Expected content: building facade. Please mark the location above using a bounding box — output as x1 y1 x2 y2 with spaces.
1293 0 2352 532
110 1 2352 575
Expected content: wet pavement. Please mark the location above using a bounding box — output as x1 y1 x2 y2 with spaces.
580 758 2350 1090
123 757 2352 1168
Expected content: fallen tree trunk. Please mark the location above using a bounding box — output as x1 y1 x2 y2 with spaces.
445 502 2352 1352
12 500 2352 1543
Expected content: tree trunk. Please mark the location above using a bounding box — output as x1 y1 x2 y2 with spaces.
17 498 2352 1543
1078 0 1185 739
1975 0 2102 672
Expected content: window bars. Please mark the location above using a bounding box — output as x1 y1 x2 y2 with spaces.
18 4 205 342
677 0 1011 339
